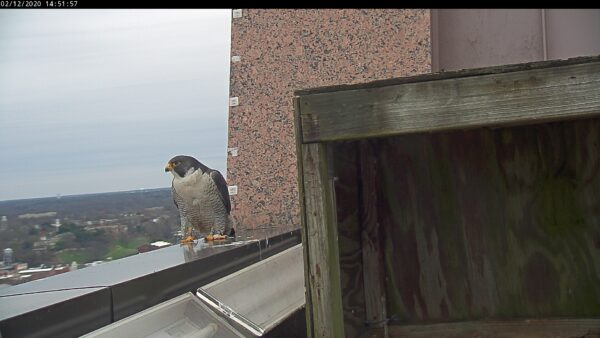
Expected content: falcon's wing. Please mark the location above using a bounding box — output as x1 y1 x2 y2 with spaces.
171 182 180 209
172 182 192 228
208 169 231 213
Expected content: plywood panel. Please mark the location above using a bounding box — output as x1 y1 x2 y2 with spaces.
331 141 367 337
375 117 600 322
358 140 388 337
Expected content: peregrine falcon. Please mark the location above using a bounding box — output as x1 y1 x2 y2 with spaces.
165 155 234 244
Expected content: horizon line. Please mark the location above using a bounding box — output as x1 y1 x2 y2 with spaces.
0 186 172 203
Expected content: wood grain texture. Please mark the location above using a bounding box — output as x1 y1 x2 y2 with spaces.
293 97 313 338
388 319 600 338
376 117 600 323
300 142 345 338
299 59 600 143
358 140 388 337
295 57 600 337
331 141 368 337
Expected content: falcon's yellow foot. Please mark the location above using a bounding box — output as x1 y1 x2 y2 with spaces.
204 234 228 242
180 235 196 244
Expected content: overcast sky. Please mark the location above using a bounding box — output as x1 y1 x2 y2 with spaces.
0 9 232 201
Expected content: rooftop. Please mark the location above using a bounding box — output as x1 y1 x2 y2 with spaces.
0 229 302 337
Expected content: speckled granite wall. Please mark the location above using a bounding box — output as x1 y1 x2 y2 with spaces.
227 9 431 235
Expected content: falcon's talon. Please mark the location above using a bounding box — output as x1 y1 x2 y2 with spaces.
180 235 196 244
205 234 227 242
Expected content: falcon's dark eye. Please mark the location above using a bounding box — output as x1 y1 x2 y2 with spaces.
173 161 180 166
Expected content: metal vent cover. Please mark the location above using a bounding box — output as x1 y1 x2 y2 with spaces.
196 244 305 336
81 292 245 338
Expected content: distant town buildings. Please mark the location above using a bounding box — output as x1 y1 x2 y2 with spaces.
17 265 70 281
137 241 171 253
3 248 13 265
0 189 180 288
84 223 128 235
0 248 69 286
0 249 73 286
0 215 7 231
17 212 57 219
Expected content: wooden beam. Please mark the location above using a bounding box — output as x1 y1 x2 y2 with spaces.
330 141 368 337
293 97 313 338
298 58 600 143
358 140 388 338
295 95 346 338
387 319 600 338
300 142 345 338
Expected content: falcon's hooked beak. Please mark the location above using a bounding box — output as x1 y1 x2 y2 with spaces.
165 162 173 172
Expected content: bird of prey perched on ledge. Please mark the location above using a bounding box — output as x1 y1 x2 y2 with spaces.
165 155 235 244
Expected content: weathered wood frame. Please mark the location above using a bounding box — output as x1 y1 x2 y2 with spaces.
294 56 600 338
298 56 600 143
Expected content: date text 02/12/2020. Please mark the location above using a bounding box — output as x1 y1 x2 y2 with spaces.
0 0 78 7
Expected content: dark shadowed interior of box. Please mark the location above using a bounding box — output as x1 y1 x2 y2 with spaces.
331 117 600 336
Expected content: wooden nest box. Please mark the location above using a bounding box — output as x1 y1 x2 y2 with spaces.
293 56 600 338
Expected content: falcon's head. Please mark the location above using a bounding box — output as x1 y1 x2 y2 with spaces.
165 155 203 178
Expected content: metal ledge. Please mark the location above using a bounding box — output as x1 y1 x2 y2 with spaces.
0 230 302 338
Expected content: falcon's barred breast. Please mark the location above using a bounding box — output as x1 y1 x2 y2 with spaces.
165 155 234 243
